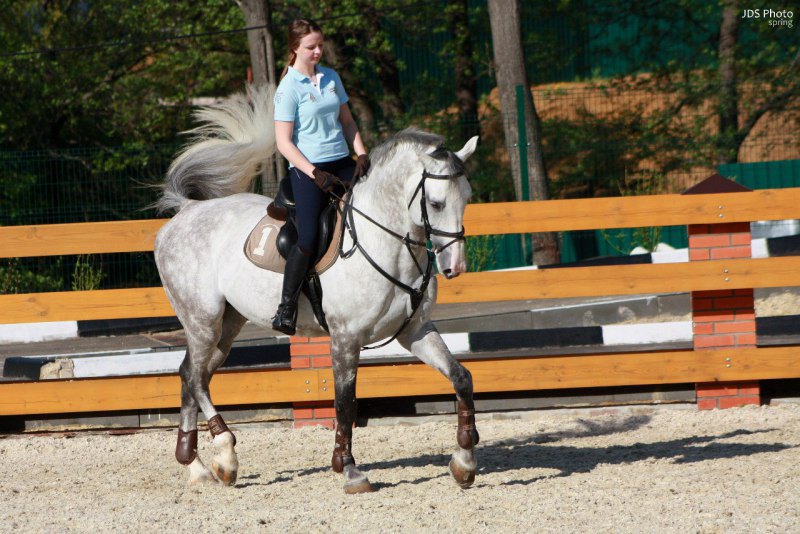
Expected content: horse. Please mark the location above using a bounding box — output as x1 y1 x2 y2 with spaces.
153 84 480 493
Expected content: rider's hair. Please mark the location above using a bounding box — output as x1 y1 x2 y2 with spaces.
280 19 323 80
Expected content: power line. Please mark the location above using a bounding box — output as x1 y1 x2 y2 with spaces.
1 1 435 60
1 24 270 59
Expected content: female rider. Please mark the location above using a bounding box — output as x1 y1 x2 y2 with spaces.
272 19 369 335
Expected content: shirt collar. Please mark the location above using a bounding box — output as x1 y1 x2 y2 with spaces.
288 66 326 84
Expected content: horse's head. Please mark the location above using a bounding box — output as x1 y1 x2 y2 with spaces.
407 135 478 279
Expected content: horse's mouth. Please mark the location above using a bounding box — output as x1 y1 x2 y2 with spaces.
442 269 461 279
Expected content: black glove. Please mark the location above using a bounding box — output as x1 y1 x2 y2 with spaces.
312 168 338 192
354 154 370 179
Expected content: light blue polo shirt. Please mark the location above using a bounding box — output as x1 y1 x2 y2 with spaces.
274 65 350 165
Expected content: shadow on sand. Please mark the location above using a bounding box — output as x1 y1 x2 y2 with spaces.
262 414 792 489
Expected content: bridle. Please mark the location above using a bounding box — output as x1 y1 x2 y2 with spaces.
336 167 466 349
408 169 466 253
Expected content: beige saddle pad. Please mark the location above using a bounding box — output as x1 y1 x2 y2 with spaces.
244 203 344 275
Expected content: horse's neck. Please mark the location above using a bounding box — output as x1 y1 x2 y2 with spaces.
351 164 426 267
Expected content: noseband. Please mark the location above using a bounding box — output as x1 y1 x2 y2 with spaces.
338 167 465 349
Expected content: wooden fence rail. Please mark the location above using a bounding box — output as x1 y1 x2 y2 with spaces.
3 188 800 259
4 256 800 324
2 188 800 324
1 187 799 416
3 346 799 416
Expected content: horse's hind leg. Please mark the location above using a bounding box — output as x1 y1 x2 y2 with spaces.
177 303 247 486
399 322 479 489
177 353 216 485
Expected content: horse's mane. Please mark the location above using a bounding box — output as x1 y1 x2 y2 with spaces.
369 128 465 178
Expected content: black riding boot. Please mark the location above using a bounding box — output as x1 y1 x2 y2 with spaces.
271 246 312 335
302 274 329 332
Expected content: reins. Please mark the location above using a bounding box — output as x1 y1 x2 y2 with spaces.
331 167 465 349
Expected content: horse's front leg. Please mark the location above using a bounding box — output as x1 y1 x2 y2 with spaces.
330 337 374 494
399 322 479 488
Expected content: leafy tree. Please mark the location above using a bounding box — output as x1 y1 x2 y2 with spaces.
0 0 249 150
582 0 799 169
0 0 254 239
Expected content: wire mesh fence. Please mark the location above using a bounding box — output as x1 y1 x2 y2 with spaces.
1 89 798 294
0 145 174 226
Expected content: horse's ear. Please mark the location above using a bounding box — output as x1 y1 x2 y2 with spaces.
455 136 479 162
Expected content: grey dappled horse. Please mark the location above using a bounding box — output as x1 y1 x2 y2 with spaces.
154 85 480 493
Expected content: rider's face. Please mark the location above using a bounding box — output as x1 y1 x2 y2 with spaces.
294 32 324 68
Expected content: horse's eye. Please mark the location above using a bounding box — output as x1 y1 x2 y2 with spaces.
429 201 444 211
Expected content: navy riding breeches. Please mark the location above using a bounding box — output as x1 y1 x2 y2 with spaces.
289 156 355 256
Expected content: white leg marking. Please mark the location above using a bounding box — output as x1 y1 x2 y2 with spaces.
211 431 239 486
187 457 218 486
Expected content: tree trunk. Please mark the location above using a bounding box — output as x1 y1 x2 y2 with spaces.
236 0 284 194
487 0 559 265
449 0 480 142
323 38 377 144
360 2 404 120
717 0 739 165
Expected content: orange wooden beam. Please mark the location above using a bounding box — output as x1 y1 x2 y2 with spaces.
0 219 168 258
2 188 799 260
437 256 800 303
3 256 800 323
463 188 800 235
0 367 322 416
0 287 174 324
3 346 800 416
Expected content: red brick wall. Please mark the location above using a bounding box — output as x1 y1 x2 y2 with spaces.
689 223 760 410
291 336 335 429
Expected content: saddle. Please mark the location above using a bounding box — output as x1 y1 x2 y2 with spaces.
244 177 346 331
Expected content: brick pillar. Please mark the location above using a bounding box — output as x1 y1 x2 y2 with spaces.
689 222 760 410
290 336 336 429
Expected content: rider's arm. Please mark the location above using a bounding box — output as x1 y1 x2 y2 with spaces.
338 104 367 157
274 120 317 177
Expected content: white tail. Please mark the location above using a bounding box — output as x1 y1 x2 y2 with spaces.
156 84 277 214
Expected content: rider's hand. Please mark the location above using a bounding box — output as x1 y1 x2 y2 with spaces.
354 154 370 179
312 168 338 192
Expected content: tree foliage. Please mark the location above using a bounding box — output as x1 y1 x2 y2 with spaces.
555 0 799 189
0 0 797 289
0 0 249 150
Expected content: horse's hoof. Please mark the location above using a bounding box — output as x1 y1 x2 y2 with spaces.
211 460 238 486
188 471 219 486
342 464 374 494
186 457 218 486
344 479 375 494
449 457 476 489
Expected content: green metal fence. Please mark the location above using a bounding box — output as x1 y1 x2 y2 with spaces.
720 160 800 190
